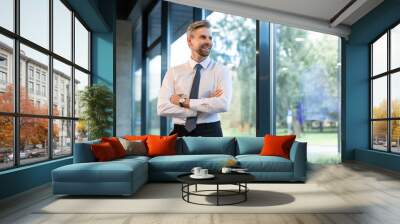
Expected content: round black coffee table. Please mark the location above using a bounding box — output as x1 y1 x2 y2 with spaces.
177 172 255 206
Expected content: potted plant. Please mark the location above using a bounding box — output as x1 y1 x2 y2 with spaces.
79 84 113 140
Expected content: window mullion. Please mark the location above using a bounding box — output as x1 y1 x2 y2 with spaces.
388 30 391 152
14 0 21 167
49 0 54 160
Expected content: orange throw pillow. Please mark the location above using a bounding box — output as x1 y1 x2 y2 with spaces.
260 135 296 159
124 135 148 142
91 142 117 161
101 137 127 158
146 134 177 157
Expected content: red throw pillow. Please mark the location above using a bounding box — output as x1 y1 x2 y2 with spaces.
101 137 127 158
91 142 117 161
146 134 177 157
259 135 296 159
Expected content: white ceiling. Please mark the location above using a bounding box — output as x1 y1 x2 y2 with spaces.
226 0 352 23
167 0 384 38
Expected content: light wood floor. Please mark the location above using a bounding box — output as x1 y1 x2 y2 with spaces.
1 161 400 224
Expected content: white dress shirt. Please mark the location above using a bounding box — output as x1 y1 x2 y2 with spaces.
157 57 232 125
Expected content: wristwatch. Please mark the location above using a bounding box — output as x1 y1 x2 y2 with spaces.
179 97 186 107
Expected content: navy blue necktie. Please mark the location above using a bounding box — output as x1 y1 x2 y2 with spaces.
185 64 202 132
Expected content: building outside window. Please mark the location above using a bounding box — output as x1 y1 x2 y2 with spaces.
0 0 91 170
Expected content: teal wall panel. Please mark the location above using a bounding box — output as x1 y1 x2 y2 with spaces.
343 0 400 172
0 158 72 199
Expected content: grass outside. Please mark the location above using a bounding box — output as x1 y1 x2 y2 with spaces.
277 128 338 146
224 128 338 146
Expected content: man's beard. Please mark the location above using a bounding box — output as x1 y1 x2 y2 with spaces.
196 45 211 57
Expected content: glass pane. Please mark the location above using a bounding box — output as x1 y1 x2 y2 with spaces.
53 59 72 117
372 33 387 76
75 17 89 70
133 23 142 135
0 116 13 170
372 77 387 119
274 24 340 163
0 34 14 113
20 44 49 115
53 0 72 60
391 120 400 153
53 119 72 157
74 69 89 118
169 3 192 67
392 72 400 118
20 117 49 165
147 1 161 46
391 24 400 70
75 120 88 143
372 121 387 151
170 3 192 43
20 0 49 49
147 45 161 134
134 68 142 134
0 0 14 31
207 12 257 136
170 34 190 67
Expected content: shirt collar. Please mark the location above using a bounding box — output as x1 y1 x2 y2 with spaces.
188 56 211 70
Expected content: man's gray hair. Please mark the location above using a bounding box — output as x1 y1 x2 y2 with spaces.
186 20 211 37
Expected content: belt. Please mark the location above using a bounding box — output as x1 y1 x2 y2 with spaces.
174 121 220 127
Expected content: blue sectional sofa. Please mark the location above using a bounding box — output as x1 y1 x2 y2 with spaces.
52 137 307 196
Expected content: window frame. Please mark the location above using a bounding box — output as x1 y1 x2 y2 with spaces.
0 0 92 171
370 20 400 154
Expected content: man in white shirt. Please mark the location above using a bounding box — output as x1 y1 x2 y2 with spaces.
157 20 232 137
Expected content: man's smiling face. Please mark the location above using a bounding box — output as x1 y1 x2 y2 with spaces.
187 27 213 57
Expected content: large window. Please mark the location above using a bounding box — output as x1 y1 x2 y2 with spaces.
273 24 341 163
0 0 91 170
371 23 400 153
206 12 257 136
132 2 342 164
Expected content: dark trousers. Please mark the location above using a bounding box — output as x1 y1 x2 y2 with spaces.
169 121 223 137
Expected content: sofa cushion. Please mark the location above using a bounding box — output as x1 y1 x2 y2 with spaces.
52 158 147 183
73 139 100 163
101 137 127 158
114 155 150 165
260 135 296 159
147 134 177 157
178 137 235 155
91 142 118 161
236 155 293 172
124 135 148 142
236 137 263 155
119 138 147 156
148 154 235 172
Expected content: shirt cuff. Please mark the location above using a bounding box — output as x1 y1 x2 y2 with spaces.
188 99 202 112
